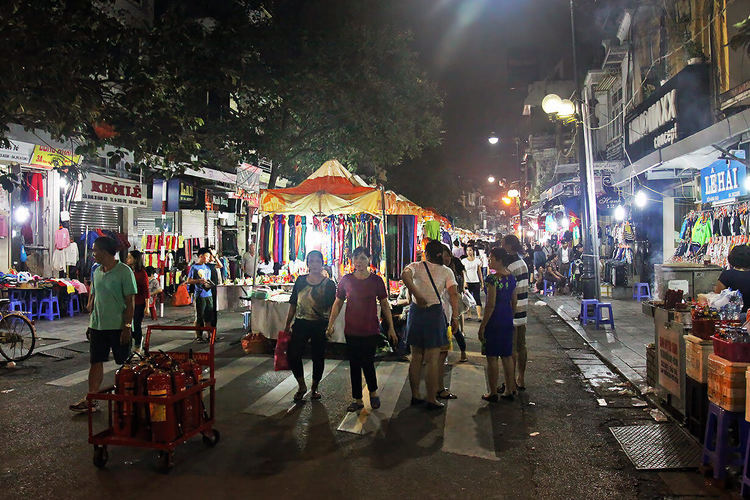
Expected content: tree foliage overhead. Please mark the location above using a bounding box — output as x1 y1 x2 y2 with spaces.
0 0 442 185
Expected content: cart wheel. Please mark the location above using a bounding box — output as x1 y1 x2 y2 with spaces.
93 446 108 468
202 429 220 447
156 450 174 473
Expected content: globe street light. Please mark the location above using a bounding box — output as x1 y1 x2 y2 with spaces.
541 94 562 115
488 175 496 183
488 134 499 145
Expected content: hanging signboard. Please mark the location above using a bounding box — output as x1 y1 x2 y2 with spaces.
700 150 747 204
0 140 34 164
30 145 82 169
205 189 230 212
82 172 147 208
624 64 712 162
179 182 195 203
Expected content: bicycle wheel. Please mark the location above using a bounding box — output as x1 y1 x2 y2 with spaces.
0 312 36 362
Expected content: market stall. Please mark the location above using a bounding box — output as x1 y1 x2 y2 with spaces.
253 160 394 342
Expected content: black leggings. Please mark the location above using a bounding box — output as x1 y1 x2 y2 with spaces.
467 282 482 307
132 303 146 347
287 319 328 382
453 328 466 352
345 335 379 399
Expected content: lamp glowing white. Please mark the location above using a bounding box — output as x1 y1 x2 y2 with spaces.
614 205 625 221
635 190 647 208
13 206 30 224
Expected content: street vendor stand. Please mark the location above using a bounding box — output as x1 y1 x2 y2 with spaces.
643 263 723 418
253 160 396 343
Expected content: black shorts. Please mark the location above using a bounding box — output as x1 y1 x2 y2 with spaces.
89 328 130 364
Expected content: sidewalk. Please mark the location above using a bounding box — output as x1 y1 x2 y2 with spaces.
539 293 650 393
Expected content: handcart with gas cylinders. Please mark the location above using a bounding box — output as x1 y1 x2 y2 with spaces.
86 325 219 472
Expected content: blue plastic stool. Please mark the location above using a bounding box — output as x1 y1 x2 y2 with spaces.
703 402 748 480
67 293 80 317
242 311 251 331
632 282 651 302
26 291 39 319
594 302 615 329
580 299 598 325
543 280 556 296
38 289 61 321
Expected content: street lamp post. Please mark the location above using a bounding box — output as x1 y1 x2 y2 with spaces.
540 0 600 300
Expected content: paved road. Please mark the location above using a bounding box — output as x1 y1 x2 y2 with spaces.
0 305 724 499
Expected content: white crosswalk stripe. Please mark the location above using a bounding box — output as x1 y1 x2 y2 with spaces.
337 362 409 435
213 356 268 391
243 359 343 417
45 338 235 387
441 363 499 461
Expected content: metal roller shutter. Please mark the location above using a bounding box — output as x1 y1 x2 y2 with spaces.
69 202 123 239
181 210 206 239
133 208 174 235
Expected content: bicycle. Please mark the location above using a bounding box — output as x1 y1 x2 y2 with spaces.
0 299 37 362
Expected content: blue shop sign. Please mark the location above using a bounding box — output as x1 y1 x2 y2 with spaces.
701 150 747 204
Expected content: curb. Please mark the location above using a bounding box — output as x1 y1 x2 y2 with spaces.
539 294 648 395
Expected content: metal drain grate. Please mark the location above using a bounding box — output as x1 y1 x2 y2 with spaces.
610 424 701 470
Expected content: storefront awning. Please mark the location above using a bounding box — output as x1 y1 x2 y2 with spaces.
612 108 750 186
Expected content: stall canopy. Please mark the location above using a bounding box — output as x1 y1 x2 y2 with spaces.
260 160 382 215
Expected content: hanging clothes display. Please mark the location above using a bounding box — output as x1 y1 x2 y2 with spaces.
675 203 750 267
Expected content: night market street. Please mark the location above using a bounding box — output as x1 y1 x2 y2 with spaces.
0 304 723 500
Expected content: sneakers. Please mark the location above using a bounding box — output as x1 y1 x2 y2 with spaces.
69 398 99 413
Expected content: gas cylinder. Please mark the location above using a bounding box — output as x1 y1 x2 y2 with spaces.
147 369 178 443
171 366 192 435
113 364 136 436
181 356 203 427
134 361 155 440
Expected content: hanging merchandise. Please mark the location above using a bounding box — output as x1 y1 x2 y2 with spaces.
675 202 750 267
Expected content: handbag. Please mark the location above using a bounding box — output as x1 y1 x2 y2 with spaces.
274 329 291 371
423 262 449 328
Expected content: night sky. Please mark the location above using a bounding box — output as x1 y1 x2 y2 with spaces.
394 0 602 192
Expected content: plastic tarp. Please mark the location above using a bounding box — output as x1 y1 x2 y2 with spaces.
260 160 383 215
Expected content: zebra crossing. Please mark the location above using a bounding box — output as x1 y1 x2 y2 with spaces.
46 345 505 461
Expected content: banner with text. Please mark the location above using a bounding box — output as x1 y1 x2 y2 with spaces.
82 173 147 208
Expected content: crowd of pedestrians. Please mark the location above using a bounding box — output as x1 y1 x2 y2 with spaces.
70 232 546 414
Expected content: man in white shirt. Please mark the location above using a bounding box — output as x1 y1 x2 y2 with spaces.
557 240 571 285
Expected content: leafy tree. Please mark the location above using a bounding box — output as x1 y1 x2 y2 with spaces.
252 0 443 187
1 0 442 189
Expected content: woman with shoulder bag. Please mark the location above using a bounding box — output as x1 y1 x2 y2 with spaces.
401 240 460 409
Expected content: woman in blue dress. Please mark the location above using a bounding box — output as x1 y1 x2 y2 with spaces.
478 247 518 402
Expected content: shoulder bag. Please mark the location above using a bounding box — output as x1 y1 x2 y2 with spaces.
423 262 449 328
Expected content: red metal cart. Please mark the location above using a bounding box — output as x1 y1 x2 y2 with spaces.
86 325 219 472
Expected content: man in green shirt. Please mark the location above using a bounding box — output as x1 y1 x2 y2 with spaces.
70 237 137 412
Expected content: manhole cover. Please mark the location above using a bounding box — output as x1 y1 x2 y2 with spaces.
610 424 701 470
36 348 74 360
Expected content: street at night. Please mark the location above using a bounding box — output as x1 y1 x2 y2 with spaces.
1 305 722 499
2 0 750 498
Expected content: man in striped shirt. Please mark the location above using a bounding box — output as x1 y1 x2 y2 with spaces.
502 235 529 390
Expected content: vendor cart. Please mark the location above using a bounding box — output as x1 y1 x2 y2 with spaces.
86 325 219 472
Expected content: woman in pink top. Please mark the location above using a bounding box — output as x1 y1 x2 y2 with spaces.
327 247 397 413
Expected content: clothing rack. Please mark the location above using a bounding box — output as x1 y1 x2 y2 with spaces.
82 224 122 265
